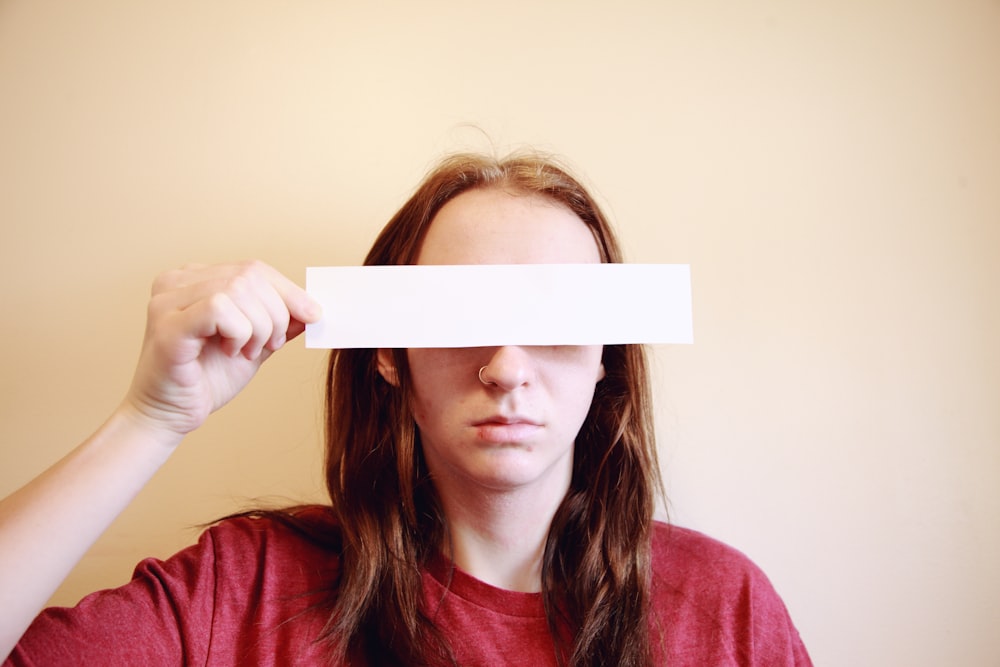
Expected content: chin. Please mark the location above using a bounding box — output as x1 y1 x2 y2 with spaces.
465 455 570 493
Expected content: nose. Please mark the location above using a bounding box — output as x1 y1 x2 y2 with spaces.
479 346 535 391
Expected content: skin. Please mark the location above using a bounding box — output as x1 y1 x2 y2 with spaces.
379 188 606 591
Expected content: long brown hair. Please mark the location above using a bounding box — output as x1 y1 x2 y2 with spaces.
323 152 662 665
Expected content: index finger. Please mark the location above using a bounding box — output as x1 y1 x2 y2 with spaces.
254 261 323 329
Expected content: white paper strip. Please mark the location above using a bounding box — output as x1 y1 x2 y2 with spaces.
305 264 692 348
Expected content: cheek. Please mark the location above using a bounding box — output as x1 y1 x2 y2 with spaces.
411 390 452 424
572 382 600 420
406 354 466 427
407 377 440 427
567 352 604 417
567 346 606 387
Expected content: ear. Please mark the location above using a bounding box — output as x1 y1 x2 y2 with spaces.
376 349 400 387
596 362 606 383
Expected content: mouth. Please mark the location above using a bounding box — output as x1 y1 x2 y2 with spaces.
474 415 541 426
472 415 543 443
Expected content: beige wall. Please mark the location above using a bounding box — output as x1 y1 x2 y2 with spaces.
1 1 998 664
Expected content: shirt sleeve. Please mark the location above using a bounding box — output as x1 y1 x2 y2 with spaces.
6 511 340 667
5 527 221 666
652 524 813 666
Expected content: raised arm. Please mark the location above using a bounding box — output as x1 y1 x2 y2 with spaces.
0 261 320 659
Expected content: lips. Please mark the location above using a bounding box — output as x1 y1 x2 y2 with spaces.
472 415 542 444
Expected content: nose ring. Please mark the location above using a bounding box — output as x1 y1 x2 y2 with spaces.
478 365 495 386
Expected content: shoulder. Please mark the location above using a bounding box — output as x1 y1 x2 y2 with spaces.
200 505 342 556
192 504 342 586
123 504 343 621
650 522 774 619
651 522 767 585
649 522 812 665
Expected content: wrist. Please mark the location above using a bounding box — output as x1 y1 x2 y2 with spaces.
111 400 188 451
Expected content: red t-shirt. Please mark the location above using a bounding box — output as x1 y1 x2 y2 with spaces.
7 510 812 666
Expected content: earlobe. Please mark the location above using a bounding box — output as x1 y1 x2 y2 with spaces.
597 363 606 382
376 349 400 387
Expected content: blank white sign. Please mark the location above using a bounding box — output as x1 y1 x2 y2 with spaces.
305 264 693 348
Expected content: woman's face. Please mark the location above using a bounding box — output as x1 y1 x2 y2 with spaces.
389 187 605 497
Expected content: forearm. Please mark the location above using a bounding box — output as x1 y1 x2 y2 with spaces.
0 405 182 658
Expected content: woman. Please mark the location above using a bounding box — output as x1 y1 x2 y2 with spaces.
2 153 811 665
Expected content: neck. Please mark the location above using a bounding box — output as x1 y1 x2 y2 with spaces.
435 479 567 593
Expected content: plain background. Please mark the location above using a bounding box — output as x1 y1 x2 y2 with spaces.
1 2 998 665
